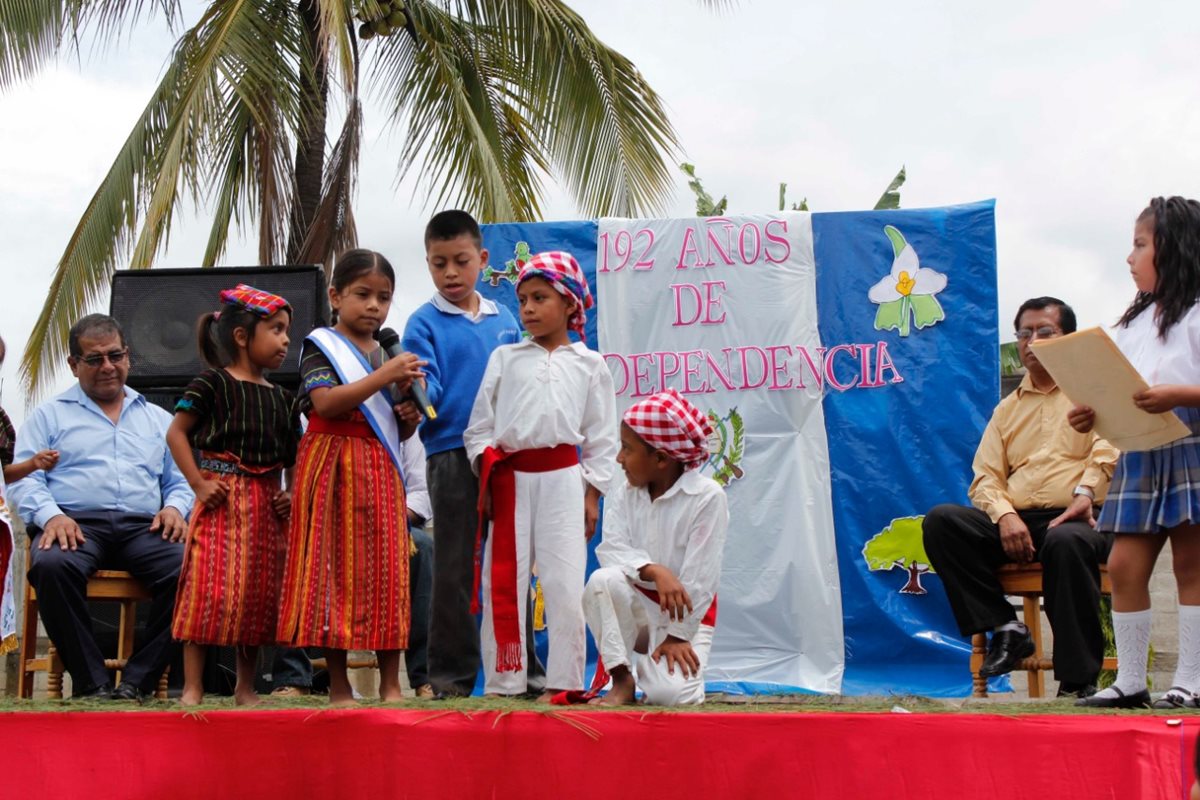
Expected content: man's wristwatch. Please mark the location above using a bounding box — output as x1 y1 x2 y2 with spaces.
1073 485 1095 501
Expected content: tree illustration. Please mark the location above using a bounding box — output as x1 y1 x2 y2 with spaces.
862 516 934 595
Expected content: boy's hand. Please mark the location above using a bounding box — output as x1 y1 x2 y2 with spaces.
643 565 693 622
272 490 291 519
32 449 59 471
1067 404 1095 433
651 636 701 678
194 478 230 511
584 485 601 540
1134 384 1186 414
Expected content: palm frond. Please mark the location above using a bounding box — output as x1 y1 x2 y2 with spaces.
298 97 361 265
0 0 180 87
444 0 680 218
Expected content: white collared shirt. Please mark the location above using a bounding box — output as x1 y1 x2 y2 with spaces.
430 291 499 323
596 470 729 641
464 339 618 493
1111 302 1200 386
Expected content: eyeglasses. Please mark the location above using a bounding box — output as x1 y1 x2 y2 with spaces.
1015 326 1060 342
76 349 129 368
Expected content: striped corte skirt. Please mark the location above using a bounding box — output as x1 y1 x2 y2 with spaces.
276 419 411 651
172 456 286 646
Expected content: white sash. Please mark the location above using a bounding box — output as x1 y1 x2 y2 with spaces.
306 328 406 483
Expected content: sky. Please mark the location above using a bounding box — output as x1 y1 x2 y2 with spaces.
2 0 1199 424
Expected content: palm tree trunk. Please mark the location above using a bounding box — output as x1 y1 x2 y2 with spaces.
287 0 329 264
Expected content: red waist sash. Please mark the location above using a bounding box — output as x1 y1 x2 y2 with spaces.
307 415 375 438
474 443 580 673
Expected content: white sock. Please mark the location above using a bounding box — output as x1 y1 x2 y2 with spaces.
1093 609 1151 698
1171 605 1200 692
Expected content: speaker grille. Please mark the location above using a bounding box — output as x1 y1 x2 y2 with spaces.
110 266 328 390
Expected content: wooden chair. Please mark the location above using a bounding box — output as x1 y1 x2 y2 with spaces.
970 563 1116 698
18 567 169 699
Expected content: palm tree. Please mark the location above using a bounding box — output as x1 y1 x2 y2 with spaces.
0 0 706 398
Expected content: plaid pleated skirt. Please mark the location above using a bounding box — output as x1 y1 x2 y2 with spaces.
1098 406 1200 534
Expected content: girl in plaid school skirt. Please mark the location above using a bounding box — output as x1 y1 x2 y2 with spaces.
1073 197 1200 709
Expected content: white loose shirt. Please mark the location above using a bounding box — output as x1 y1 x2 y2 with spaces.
1111 302 1200 385
596 470 729 642
401 434 431 522
464 339 618 493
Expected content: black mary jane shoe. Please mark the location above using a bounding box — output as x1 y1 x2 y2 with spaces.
1075 686 1151 709
1151 686 1199 709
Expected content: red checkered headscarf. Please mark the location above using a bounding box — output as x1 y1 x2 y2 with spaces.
219 284 291 318
623 389 714 471
516 251 593 341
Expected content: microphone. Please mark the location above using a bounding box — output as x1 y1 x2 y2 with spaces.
375 327 437 420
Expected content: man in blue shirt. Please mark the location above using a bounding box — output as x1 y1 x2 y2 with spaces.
11 314 194 701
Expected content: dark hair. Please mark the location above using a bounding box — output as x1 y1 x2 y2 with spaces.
0 334 5 366
424 209 482 249
329 249 396 324
1118 196 1200 339
68 314 125 358
1013 296 1076 334
196 306 263 369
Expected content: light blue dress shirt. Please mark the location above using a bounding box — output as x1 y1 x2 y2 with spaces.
10 384 194 529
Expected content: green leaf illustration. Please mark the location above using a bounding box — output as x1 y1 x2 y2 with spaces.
910 293 945 329
883 225 908 259
873 298 906 333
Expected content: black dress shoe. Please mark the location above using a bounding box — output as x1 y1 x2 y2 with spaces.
1075 686 1151 708
1057 682 1097 699
978 628 1036 678
72 682 114 701
112 682 146 703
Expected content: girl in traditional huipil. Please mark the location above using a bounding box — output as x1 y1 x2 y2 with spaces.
276 249 424 705
167 285 300 706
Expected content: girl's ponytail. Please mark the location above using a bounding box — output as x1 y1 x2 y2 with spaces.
197 312 223 368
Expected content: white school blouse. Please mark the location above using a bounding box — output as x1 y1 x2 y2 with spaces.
1111 302 1200 385
596 470 729 642
464 339 618 493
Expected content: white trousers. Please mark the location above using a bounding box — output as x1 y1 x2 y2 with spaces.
583 566 713 706
481 465 586 694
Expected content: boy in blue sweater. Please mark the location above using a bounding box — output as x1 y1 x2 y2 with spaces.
403 210 530 697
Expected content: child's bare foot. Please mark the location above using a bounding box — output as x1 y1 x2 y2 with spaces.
328 688 358 708
180 687 203 707
588 669 636 706
537 689 565 704
379 685 404 703
234 689 262 707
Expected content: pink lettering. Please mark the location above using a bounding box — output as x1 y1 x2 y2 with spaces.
765 345 794 390
796 346 825 390
705 348 737 391
603 353 629 395
857 344 883 388
738 223 763 264
764 218 791 264
655 350 682 390
631 353 656 398
824 344 859 391
874 341 905 386
676 227 705 269
671 283 704 327
737 346 769 390
681 350 711 394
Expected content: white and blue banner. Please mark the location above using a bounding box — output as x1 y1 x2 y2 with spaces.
480 200 998 696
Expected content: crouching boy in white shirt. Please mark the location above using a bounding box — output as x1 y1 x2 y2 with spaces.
584 389 729 706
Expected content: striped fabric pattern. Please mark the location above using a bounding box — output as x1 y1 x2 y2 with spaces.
276 416 411 650
1098 406 1200 534
171 465 286 645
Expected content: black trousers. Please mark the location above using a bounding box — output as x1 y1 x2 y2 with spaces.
27 512 183 695
922 504 1112 685
426 448 544 695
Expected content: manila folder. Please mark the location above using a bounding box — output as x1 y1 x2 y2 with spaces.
1030 326 1190 452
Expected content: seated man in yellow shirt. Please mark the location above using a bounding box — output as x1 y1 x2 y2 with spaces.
923 297 1117 698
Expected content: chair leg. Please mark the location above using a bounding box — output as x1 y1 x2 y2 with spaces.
47 645 64 700
970 632 988 697
1024 596 1044 698
18 589 38 699
157 667 170 700
116 599 136 687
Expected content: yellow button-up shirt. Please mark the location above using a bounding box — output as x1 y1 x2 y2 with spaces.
968 374 1118 523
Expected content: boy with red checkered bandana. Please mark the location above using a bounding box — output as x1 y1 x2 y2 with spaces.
584 389 729 706
464 251 617 699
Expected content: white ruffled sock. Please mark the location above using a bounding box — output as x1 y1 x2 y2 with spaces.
1171 605 1200 693
1091 609 1151 699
